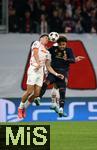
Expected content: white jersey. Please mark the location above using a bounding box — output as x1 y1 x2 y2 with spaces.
30 41 51 67
27 41 51 86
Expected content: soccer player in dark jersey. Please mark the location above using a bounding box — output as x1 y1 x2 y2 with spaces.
39 36 75 116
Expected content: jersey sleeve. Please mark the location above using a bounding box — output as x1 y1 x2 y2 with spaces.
67 48 75 63
31 41 40 49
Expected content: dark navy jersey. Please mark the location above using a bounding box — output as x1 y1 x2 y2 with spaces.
48 46 75 72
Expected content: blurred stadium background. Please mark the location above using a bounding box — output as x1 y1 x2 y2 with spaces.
0 0 97 150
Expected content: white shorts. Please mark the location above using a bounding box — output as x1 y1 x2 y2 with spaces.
27 66 44 87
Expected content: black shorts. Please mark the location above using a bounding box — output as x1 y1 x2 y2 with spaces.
46 73 66 89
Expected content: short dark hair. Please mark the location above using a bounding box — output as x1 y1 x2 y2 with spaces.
39 34 49 39
57 36 68 43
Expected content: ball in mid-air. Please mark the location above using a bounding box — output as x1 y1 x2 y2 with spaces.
49 32 59 42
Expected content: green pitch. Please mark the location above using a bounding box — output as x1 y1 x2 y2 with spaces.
1 121 97 150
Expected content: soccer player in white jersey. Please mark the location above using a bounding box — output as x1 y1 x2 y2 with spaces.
18 34 64 118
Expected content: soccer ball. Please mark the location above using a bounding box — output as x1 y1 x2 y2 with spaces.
49 32 59 42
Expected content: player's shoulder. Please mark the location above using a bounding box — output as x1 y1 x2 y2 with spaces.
66 47 73 51
32 40 40 46
31 41 41 49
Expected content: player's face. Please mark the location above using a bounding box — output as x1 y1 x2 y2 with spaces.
42 36 49 45
58 42 67 50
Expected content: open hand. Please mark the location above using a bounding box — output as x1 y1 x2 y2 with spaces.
75 56 85 62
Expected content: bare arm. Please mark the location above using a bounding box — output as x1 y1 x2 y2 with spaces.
45 60 64 79
33 48 40 64
33 48 40 69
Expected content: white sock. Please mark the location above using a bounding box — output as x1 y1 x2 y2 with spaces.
19 102 25 109
34 97 40 100
25 100 31 109
51 102 57 108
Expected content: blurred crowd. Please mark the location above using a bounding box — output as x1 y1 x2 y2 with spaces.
8 0 97 33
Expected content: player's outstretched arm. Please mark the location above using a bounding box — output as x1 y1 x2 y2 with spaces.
45 60 64 79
